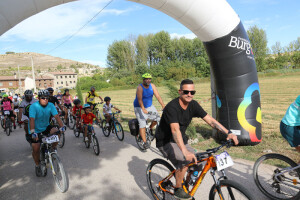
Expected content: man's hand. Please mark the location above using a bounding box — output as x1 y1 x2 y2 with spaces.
183 150 197 164
59 126 66 132
142 108 148 114
227 132 239 145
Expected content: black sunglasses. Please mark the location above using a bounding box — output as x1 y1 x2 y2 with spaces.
182 90 196 95
40 97 49 100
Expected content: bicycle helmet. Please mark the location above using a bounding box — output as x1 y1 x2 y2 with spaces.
104 96 111 102
142 73 152 79
83 103 91 109
90 86 95 91
38 89 49 97
64 89 69 92
47 87 54 92
24 90 33 97
13 95 18 99
73 99 81 105
3 94 8 98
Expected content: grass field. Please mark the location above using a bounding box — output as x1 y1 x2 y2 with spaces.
82 72 300 162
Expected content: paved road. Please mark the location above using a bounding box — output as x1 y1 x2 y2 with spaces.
0 125 268 200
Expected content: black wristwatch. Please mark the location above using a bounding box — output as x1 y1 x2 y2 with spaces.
227 130 232 134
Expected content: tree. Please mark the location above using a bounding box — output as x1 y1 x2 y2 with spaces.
135 35 148 65
271 42 283 55
148 31 172 65
247 25 268 71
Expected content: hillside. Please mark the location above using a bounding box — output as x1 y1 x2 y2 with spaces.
0 52 102 76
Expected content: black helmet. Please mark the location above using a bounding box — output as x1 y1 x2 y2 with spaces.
64 89 69 92
73 99 81 105
104 96 111 102
24 90 33 97
90 86 95 91
38 89 49 97
47 87 54 92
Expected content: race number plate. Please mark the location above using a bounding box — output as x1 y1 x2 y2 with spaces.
4 111 10 115
14 109 19 112
45 135 59 144
215 151 234 171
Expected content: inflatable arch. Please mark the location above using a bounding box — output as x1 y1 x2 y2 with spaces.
0 0 261 146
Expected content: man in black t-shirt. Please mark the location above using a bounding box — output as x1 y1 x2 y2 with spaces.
47 88 64 116
155 79 238 200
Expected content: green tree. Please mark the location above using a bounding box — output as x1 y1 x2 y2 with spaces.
271 42 283 55
135 35 148 65
148 31 172 65
247 25 268 71
75 82 83 103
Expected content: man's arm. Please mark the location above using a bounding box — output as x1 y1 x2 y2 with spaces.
170 123 197 163
137 85 147 114
152 84 165 109
203 114 239 145
18 108 23 121
54 114 64 128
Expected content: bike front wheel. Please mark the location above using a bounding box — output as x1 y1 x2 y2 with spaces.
73 128 80 138
5 120 11 136
58 132 65 148
115 122 124 141
85 135 91 148
101 120 110 137
209 179 254 200
68 116 75 130
253 153 300 200
92 135 100 156
51 153 68 193
146 158 176 200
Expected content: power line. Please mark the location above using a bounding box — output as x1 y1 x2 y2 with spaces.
46 0 114 54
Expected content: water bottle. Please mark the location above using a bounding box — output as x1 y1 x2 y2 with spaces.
189 171 199 186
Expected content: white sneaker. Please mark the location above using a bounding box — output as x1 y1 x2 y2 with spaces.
106 123 110 127
84 137 89 142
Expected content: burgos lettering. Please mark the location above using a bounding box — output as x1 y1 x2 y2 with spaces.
228 36 253 55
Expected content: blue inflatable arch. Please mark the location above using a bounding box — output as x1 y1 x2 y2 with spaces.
0 0 262 146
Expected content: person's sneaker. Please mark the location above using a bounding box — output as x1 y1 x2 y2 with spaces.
84 137 89 142
174 187 192 200
143 141 150 149
35 165 42 177
106 123 110 127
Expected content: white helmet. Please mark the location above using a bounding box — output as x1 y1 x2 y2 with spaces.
13 95 18 99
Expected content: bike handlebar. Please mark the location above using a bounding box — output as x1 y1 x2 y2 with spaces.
195 140 234 160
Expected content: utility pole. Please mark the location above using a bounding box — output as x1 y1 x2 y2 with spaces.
18 65 22 94
31 56 36 92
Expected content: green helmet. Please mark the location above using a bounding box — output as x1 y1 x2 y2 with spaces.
142 73 152 79
3 94 8 98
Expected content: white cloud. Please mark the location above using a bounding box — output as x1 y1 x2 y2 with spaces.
170 33 197 39
1 0 138 42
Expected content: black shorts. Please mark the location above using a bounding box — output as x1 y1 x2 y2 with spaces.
29 125 56 143
3 110 16 118
87 102 96 109
64 103 72 109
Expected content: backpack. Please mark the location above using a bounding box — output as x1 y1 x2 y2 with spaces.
128 119 139 136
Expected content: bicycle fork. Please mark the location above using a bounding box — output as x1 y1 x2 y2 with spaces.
48 152 57 176
211 169 235 200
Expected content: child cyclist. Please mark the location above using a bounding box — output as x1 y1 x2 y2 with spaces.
81 104 100 142
103 96 122 127
72 99 83 131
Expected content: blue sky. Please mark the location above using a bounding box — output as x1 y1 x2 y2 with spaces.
0 0 299 67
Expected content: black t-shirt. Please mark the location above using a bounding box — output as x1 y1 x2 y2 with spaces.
48 96 59 106
155 98 207 148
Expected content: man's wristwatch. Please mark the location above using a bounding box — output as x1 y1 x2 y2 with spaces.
228 130 232 134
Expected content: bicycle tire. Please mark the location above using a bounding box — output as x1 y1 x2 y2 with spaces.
209 179 254 200
253 153 300 200
51 153 68 193
101 120 110 137
73 128 80 138
58 132 65 148
146 158 176 200
1 118 4 129
68 116 74 130
5 120 10 136
92 135 100 156
85 135 91 148
115 122 124 141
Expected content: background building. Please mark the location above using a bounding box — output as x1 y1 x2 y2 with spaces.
48 72 77 90
0 76 25 93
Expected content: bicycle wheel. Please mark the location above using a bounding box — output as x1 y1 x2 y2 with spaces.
1 118 5 129
58 132 65 148
115 122 124 141
85 134 91 148
101 120 110 137
68 116 74 130
73 128 80 137
148 128 155 141
253 153 300 200
92 135 100 156
209 179 254 200
96 109 102 121
51 153 68 193
5 120 10 136
147 158 176 200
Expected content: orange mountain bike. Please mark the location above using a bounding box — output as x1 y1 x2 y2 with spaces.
146 140 254 200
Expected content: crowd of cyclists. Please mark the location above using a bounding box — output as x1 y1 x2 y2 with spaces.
1 72 299 200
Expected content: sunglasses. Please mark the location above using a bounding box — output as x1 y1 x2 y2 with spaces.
40 97 49 100
182 90 196 95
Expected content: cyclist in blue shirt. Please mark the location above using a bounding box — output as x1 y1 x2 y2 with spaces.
280 95 300 163
29 89 65 177
133 73 165 149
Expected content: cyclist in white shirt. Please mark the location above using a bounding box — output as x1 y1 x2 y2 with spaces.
103 96 121 127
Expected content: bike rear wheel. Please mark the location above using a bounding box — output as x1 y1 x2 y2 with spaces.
73 127 80 137
58 132 65 148
5 120 11 136
51 153 68 193
253 153 300 200
92 135 100 156
101 120 110 137
147 158 176 200
0 118 4 129
115 122 124 141
209 179 254 200
85 134 91 148
68 116 75 130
